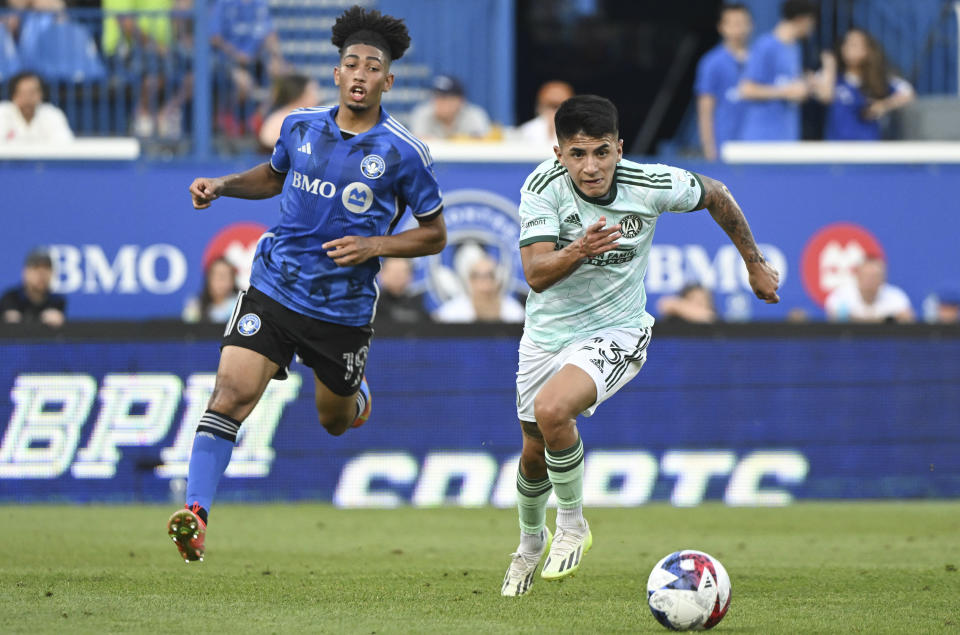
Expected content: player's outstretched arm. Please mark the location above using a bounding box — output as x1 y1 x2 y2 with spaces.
189 163 286 209
323 214 447 267
696 174 780 304
520 217 621 293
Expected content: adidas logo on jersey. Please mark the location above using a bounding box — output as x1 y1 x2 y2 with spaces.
563 213 582 227
297 142 312 154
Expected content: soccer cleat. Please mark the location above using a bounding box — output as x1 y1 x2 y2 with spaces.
167 504 206 562
501 527 553 597
540 522 592 580
351 376 372 428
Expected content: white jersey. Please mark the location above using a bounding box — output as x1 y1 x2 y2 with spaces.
825 282 912 322
518 158 704 351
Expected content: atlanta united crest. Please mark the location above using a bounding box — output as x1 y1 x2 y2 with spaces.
620 214 643 239
360 154 386 180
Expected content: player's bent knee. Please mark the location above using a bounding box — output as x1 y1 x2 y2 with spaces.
316 401 353 436
320 416 351 436
533 396 574 433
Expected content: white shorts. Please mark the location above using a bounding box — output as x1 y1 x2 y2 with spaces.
516 327 652 421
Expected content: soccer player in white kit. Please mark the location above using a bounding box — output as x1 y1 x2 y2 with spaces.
501 95 780 596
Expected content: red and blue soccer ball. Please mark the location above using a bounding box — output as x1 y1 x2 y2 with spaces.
646 550 732 631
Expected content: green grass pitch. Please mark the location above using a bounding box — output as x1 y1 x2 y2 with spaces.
2 502 958 633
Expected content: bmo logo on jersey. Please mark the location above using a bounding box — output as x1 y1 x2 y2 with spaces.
291 170 336 198
341 182 374 214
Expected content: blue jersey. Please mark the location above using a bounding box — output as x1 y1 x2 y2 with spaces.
825 75 907 141
740 32 802 141
250 106 443 327
694 44 747 152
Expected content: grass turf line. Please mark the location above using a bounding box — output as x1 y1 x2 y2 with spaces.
1 502 958 633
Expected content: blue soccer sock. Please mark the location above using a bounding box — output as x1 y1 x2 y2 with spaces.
185 410 240 523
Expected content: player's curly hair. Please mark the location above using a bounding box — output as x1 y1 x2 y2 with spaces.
331 5 411 63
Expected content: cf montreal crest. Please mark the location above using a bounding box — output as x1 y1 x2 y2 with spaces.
360 154 386 179
398 189 527 312
237 313 261 336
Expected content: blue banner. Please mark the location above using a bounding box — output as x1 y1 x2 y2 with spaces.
3 161 959 321
2 333 958 505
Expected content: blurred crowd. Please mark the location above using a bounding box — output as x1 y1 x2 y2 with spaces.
695 0 916 160
0 0 934 155
4 244 958 328
0 0 573 149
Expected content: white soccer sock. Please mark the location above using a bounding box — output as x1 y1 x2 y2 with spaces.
519 527 547 554
556 505 586 531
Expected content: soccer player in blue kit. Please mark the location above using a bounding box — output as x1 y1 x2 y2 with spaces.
167 6 446 562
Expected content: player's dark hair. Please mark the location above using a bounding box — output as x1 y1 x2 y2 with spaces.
331 5 411 63
554 95 619 143
781 0 818 20
7 70 45 100
720 3 751 18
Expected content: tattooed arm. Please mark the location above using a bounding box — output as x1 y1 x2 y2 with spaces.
696 174 780 304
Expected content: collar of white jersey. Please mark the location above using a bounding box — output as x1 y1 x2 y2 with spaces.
570 174 618 207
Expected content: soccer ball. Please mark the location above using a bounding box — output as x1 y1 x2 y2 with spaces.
646 550 731 631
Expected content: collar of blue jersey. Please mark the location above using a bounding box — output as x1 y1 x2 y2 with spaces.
570 175 618 206
327 105 390 137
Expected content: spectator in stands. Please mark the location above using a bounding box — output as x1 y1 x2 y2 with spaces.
739 0 817 141
513 80 574 146
433 252 524 323
695 3 752 161
922 288 960 324
210 0 288 137
0 70 73 142
257 72 321 151
825 256 914 323
811 28 915 141
102 0 190 139
656 283 718 323
17 0 106 84
182 256 240 323
1 248 65 327
409 74 491 140
374 257 431 324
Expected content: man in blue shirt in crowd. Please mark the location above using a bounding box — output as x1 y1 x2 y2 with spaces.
739 0 818 141
695 3 753 161
167 6 446 563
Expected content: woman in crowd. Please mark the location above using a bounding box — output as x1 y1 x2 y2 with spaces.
182 257 240 323
813 28 914 140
